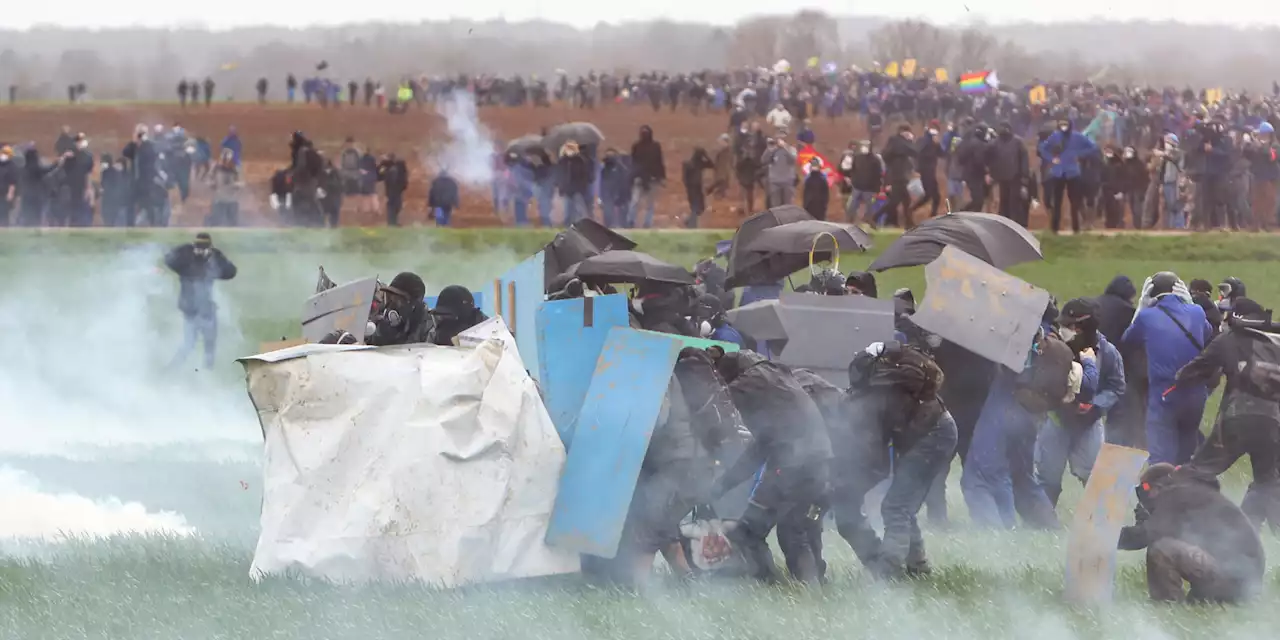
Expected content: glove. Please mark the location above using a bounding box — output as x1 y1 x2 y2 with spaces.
1079 347 1096 363
1076 402 1094 414
864 341 886 357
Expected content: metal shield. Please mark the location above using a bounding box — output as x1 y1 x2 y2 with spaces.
911 245 1050 372
301 276 378 344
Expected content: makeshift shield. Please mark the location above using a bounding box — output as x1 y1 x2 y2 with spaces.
536 294 632 447
1064 443 1148 605
726 292 895 386
301 276 378 344
492 251 546 378
544 327 683 558
911 246 1049 372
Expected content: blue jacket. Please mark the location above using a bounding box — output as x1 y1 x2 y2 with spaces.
1122 296 1212 390
220 134 242 165
1060 335 1125 426
1038 130 1097 180
711 323 748 349
1203 135 1234 178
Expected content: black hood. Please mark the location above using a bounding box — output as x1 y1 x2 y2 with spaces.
638 125 654 143
1103 275 1136 302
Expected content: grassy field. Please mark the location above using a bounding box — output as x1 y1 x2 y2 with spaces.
2 228 1279 639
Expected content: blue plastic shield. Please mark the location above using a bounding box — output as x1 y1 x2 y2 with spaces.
544 328 683 558
536 295 631 447
492 251 546 378
1064 443 1148 605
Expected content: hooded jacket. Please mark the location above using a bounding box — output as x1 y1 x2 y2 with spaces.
1038 127 1098 180
428 173 460 210
802 170 830 220
1122 295 1213 389
881 134 917 183
1058 335 1125 427
762 143 798 185
1175 327 1280 421
1097 276 1137 345
842 150 883 193
629 126 666 186
163 243 237 316
986 133 1029 182
955 132 990 181
599 155 631 206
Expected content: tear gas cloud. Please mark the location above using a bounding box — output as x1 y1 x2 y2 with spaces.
432 90 497 187
0 467 194 540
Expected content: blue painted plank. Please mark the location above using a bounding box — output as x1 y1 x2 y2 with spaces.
495 251 546 380
544 328 682 558
536 294 630 448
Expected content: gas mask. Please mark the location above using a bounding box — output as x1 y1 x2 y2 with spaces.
193 246 212 259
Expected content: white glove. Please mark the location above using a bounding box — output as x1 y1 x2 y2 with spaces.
1079 347 1097 364
269 193 280 210
317 187 327 199
864 341 886 357
700 320 713 338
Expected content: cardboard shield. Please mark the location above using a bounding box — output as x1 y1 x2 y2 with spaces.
1064 443 1148 605
725 292 895 386
301 276 378 344
912 246 1050 372
544 327 683 558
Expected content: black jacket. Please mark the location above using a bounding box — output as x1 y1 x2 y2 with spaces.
1097 275 1137 345
985 135 1029 182
881 135 917 183
802 171 830 220
558 154 592 196
164 244 237 316
630 126 666 186
1175 327 1280 420
915 136 944 176
955 135 990 181
428 174 460 209
378 160 409 195
1119 476 1264 599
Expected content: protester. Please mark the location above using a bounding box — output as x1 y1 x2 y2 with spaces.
427 285 488 346
428 169 461 227
163 232 237 370
762 134 797 209
366 273 431 346
801 158 829 220
378 153 409 227
880 124 917 227
682 147 714 228
1040 118 1099 233
988 122 1030 225
207 149 242 227
629 125 665 228
910 123 944 220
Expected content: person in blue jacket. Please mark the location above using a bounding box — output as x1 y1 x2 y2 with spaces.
1036 298 1125 506
1121 272 1213 465
1038 117 1098 233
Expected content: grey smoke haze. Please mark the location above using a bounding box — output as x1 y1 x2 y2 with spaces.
1 15 1278 101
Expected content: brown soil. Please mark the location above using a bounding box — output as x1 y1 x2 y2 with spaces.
1 102 1061 229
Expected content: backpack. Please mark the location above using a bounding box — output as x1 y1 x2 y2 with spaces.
1015 333 1075 414
340 148 360 172
1241 329 1280 401
868 345 944 401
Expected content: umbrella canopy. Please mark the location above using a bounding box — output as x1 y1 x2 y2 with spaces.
543 218 638 288
745 219 873 255
571 250 694 286
505 134 544 155
542 122 605 154
867 212 1042 272
724 205 816 289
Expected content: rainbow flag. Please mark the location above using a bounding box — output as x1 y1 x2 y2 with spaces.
960 71 994 94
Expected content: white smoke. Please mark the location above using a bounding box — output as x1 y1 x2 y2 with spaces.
0 466 194 539
433 90 496 186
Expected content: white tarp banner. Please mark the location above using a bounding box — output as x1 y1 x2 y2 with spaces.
239 338 579 588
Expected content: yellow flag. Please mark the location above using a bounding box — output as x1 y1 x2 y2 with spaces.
1029 85 1048 105
219 62 238 71
902 59 918 77
1205 88 1223 105
934 68 949 82
884 61 900 78
806 56 820 69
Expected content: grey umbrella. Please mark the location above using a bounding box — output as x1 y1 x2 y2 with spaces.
723 204 815 289
867 212 1042 272
745 219 873 254
506 134 544 155
542 122 605 154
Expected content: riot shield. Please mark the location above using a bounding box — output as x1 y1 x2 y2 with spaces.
301 276 378 344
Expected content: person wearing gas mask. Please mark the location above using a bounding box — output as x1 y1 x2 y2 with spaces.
426 285 488 347
1036 298 1125 507
694 293 746 348
365 273 431 347
1039 118 1098 233
1188 279 1223 337
1121 272 1213 465
710 349 831 585
841 140 883 225
837 340 957 578
1171 298 1280 530
164 232 237 370
986 121 1030 226
1118 462 1264 604
1216 277 1247 320
629 282 697 337
880 124 918 228
0 145 16 226
909 123 944 219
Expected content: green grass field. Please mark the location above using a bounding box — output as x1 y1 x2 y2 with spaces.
2 229 1279 639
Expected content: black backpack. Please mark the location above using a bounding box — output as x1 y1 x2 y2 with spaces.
1242 329 1280 401
868 345 944 402
1015 332 1075 414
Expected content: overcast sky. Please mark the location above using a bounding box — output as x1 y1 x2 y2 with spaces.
0 1 1267 30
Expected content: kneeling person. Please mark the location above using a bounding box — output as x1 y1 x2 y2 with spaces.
1119 463 1265 603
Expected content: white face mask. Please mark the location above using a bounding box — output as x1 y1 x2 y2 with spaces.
76 140 88 150
1123 150 1135 159
928 129 938 136
1059 125 1069 132
1059 327 1078 343
859 146 870 154
101 162 109 170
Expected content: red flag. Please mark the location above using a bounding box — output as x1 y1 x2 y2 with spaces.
796 144 840 188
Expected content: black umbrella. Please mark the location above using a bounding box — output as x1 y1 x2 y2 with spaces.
724 204 815 289
542 122 605 154
543 218 638 288
745 219 873 254
867 212 1043 272
506 134 544 155
571 250 694 286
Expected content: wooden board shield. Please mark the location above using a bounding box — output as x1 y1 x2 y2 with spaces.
1064 443 1149 605
544 327 683 558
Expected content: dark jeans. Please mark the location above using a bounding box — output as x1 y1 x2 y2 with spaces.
1147 538 1255 604
729 464 827 585
877 413 957 575
911 173 942 219
882 179 911 227
998 180 1024 226
0 200 10 226
962 177 987 212
385 192 403 226
169 312 217 370
1180 413 1280 531
1049 178 1085 233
